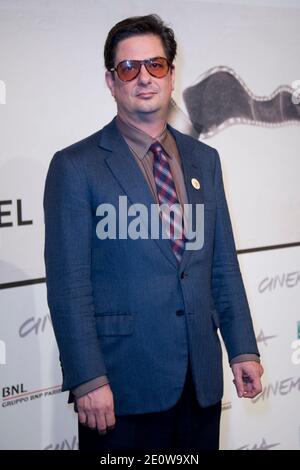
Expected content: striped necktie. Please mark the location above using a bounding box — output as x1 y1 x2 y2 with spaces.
150 141 185 263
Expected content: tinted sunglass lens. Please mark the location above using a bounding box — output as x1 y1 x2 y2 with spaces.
117 61 139 81
146 58 169 78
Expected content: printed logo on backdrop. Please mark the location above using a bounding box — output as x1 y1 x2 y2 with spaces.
1 382 61 408
0 200 33 228
256 329 277 346
44 435 78 450
258 271 300 293
252 376 300 404
19 314 52 337
169 66 300 140
222 401 232 411
237 438 280 450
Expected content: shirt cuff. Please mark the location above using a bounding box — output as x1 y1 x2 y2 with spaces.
71 375 110 399
230 354 260 366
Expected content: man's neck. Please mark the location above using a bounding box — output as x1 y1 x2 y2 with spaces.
117 111 167 139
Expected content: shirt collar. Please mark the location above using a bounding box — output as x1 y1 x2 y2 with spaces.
116 114 173 160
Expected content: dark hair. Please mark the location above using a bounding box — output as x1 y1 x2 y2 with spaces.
104 14 177 71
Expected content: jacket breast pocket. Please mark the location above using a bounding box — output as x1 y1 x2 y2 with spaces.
95 312 134 336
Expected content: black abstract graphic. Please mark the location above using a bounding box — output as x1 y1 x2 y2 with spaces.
168 66 300 139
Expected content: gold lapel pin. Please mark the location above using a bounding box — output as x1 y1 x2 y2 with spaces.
191 178 200 190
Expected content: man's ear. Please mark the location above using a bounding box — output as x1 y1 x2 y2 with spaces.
105 70 115 97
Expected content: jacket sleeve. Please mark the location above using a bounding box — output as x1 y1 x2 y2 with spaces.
43 151 107 391
211 149 260 362
72 375 110 399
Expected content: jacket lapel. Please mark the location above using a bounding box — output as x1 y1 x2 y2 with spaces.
167 124 205 271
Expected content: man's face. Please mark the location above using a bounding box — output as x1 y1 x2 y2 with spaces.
105 34 175 120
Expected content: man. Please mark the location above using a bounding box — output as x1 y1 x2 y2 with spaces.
44 14 263 451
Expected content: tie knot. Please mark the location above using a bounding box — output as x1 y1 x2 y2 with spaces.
149 141 163 157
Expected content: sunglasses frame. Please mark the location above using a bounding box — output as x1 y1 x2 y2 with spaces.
109 56 172 82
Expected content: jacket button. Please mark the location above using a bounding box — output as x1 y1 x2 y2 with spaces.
180 271 188 279
176 310 184 316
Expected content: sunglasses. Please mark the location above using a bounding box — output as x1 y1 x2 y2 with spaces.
109 56 172 82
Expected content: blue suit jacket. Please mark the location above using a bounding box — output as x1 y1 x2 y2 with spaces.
44 116 259 415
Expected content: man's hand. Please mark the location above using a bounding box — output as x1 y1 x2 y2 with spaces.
76 384 116 434
231 361 264 399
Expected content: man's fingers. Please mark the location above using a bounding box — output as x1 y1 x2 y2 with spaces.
80 409 115 434
105 408 116 430
235 382 245 397
95 407 116 434
86 412 97 429
244 377 262 398
76 385 116 434
95 412 108 434
232 370 245 398
78 410 87 426
232 361 263 399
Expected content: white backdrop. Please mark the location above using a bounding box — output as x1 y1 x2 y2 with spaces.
0 0 299 450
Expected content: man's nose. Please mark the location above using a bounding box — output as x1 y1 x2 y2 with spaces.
137 64 152 84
